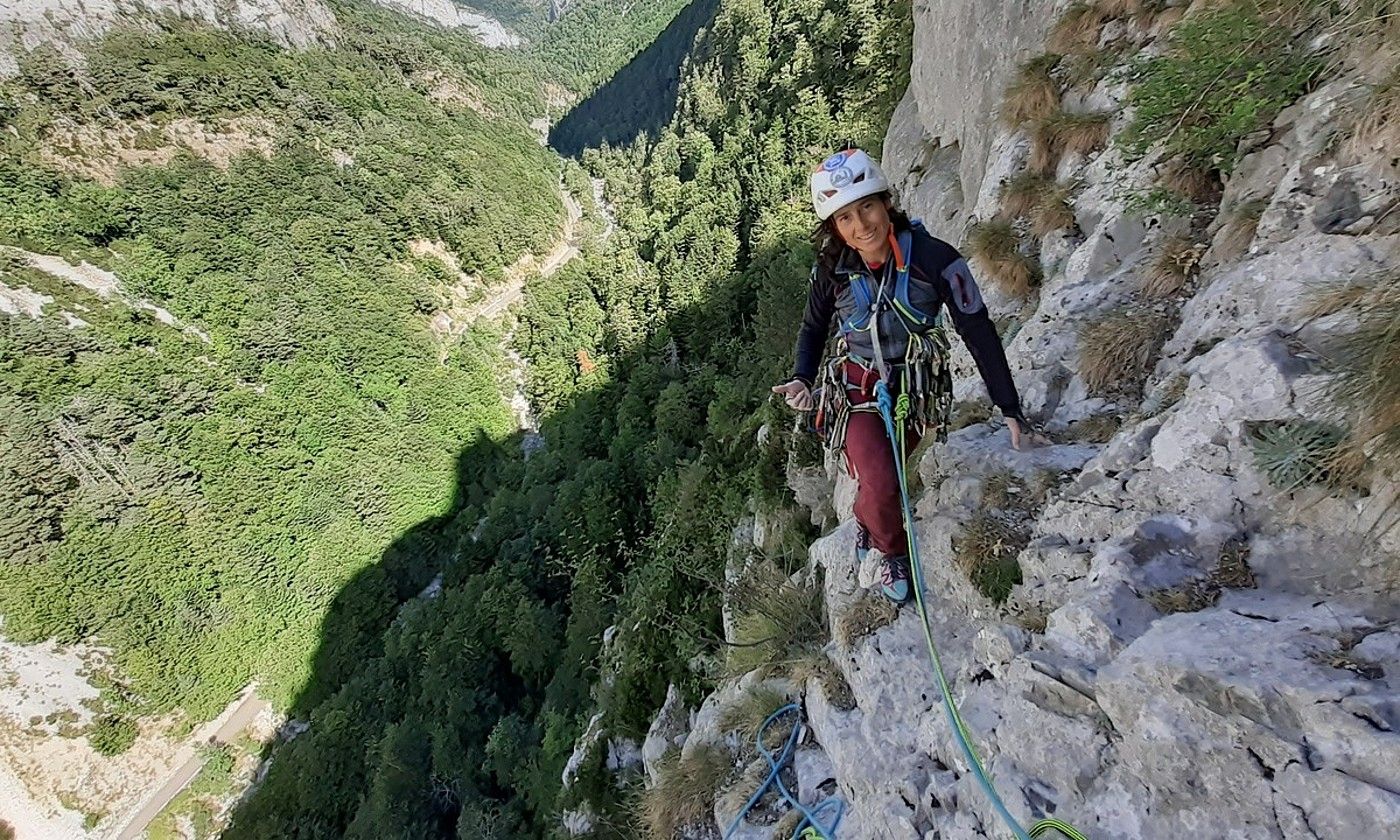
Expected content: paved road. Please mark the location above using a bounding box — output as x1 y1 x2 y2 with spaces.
113 689 267 840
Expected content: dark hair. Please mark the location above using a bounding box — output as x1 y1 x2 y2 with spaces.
809 191 912 274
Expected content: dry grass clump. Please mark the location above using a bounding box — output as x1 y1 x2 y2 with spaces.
718 686 793 738
1032 183 1077 236
641 744 734 838
1213 199 1266 261
1346 70 1400 164
1002 54 1063 128
1049 2 1111 53
1145 536 1256 614
1160 157 1221 206
725 564 827 678
1318 272 1400 483
1065 413 1122 443
1000 173 1077 235
1313 649 1385 680
1140 371 1189 418
1142 236 1204 298
791 652 856 712
966 220 1042 298
1000 170 1058 219
1031 110 1111 173
1077 307 1175 397
835 591 898 649
953 512 1028 603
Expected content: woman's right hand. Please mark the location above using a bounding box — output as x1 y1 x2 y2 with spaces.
771 379 814 411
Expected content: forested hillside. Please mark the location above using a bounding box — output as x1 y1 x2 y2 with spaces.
224 0 912 834
0 0 560 735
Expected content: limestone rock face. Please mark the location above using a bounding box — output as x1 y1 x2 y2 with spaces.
897 0 1059 231
649 7 1400 838
0 0 340 74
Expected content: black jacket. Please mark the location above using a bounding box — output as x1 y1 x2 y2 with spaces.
792 225 1024 420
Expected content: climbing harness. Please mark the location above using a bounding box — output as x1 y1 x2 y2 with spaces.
812 226 953 457
872 378 1088 840
722 703 845 840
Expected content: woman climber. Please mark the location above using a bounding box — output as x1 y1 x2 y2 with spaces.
772 148 1042 605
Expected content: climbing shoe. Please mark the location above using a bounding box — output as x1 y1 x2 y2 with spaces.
855 523 871 564
878 554 911 604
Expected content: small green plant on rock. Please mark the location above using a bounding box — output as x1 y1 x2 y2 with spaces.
1249 420 1346 492
88 714 138 756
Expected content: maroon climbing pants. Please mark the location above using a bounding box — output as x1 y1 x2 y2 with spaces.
842 361 921 557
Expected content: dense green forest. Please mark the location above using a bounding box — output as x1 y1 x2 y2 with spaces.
0 1 561 722
548 0 720 157
2 0 908 834
224 0 913 833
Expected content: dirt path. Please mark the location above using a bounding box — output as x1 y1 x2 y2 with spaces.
109 688 267 840
434 180 583 345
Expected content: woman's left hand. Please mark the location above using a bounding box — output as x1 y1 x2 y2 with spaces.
1007 417 1050 451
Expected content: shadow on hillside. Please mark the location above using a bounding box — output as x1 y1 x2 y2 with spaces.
548 0 720 157
222 227 813 837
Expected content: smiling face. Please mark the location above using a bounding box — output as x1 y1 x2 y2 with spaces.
831 195 893 263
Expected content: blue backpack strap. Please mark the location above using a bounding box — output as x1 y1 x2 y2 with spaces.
892 227 937 328
841 274 875 334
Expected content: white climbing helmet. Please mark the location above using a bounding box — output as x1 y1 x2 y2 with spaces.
810 148 891 220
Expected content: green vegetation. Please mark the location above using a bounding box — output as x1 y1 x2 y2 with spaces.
1119 1 1325 174
1249 420 1347 492
725 565 827 678
641 744 734 838
0 3 556 722
206 0 914 833
537 0 698 95
87 714 139 756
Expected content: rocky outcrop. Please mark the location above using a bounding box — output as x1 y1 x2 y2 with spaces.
0 0 520 76
652 3 1400 837
0 0 339 75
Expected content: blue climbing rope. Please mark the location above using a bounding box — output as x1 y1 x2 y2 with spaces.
874 379 1089 840
722 703 845 840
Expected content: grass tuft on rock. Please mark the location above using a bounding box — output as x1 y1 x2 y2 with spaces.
1322 272 1400 485
1249 420 1346 492
1146 536 1256 614
718 686 793 739
641 744 734 839
726 564 827 678
1065 413 1122 443
1077 307 1175 397
1213 199 1266 261
1031 110 1111 172
835 591 898 649
1002 54 1063 128
953 512 1028 603
1000 171 1059 219
1049 2 1110 54
791 652 856 712
1142 236 1203 299
966 220 1042 298
1347 69 1400 161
